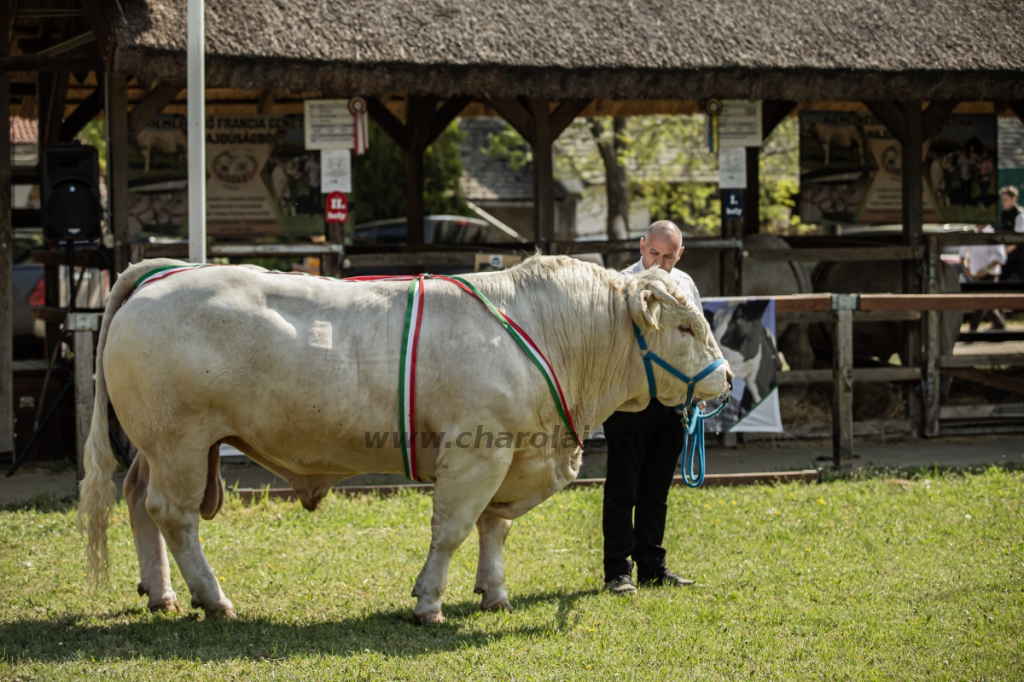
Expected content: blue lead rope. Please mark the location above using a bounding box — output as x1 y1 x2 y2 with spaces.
628 317 731 488
678 397 730 487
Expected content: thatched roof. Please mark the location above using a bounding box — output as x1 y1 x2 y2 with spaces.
113 0 1024 100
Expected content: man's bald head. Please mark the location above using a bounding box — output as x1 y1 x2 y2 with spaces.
640 220 684 272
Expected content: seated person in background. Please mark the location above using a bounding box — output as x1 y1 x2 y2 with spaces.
959 224 1007 331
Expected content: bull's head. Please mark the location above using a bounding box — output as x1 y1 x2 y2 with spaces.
625 268 732 406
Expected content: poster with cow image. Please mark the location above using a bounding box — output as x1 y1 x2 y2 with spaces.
798 111 997 226
700 297 782 434
127 114 325 238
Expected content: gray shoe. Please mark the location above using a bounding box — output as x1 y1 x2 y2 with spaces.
604 574 637 595
638 568 694 587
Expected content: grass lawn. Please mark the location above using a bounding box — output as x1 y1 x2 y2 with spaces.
1 468 1022 680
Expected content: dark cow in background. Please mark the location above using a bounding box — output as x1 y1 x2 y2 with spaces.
681 234 814 372
811 260 962 366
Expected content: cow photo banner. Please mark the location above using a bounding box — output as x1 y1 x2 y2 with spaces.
798 111 997 226
701 297 782 434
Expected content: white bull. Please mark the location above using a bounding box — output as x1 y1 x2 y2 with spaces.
79 256 730 623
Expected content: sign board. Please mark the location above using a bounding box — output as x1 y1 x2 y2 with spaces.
718 100 762 148
304 100 357 150
126 114 325 238
325 191 349 223
719 146 747 189
321 149 352 193
798 111 998 225
723 189 744 219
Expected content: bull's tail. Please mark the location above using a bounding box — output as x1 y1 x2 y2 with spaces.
78 258 188 585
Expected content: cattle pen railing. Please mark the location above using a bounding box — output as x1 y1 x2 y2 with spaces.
773 293 1024 469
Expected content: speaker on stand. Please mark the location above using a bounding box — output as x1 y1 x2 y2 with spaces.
6 143 126 476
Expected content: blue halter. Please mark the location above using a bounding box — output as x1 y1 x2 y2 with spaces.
629 319 730 488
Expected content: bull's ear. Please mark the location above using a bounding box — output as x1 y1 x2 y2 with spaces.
627 279 677 330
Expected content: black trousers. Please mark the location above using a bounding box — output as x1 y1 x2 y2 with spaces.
601 400 685 581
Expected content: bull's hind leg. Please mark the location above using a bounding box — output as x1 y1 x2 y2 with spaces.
474 511 512 612
145 443 235 619
123 452 180 612
412 451 511 624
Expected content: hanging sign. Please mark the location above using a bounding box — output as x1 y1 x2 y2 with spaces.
325 191 349 223
718 100 763 148
718 146 747 189
704 98 723 154
304 98 369 154
321 149 352 193
722 189 744 218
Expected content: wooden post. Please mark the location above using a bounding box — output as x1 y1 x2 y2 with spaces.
901 101 925 431
0 0 12 462
404 95 436 247
831 294 856 469
923 234 942 437
530 99 554 249
743 146 760 237
720 191 742 296
108 73 132 271
67 313 100 480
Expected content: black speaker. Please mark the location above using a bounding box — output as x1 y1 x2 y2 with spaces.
40 143 102 241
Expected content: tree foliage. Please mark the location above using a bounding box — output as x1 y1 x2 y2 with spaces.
350 120 469 225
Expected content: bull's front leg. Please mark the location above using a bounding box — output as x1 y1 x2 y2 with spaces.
474 511 513 612
412 450 511 624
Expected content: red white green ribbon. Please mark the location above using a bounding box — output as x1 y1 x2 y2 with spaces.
126 265 582 482
134 263 214 291
393 274 582 482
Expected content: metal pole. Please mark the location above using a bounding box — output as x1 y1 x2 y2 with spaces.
187 0 207 264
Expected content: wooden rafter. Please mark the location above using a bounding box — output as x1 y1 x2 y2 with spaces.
59 84 104 141
128 81 183 139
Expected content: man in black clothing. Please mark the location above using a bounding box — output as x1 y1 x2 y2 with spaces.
1000 186 1024 281
602 221 701 595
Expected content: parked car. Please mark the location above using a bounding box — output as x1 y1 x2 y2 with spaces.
353 215 524 245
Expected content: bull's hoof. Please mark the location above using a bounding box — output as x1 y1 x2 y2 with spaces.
148 597 181 613
204 605 237 620
191 596 237 620
137 582 148 597
481 597 512 613
413 610 445 625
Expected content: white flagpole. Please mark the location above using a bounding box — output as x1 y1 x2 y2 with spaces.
187 0 206 263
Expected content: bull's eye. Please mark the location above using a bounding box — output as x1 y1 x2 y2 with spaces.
678 325 692 336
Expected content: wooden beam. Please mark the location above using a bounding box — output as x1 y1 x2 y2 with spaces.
59 84 104 141
762 100 796 139
530 98 554 245
128 81 182 139
366 96 409 152
743 146 760 237
745 246 920 262
108 73 132 271
0 0 12 460
426 96 471 147
1005 101 1024 127
863 100 907 145
922 100 958 139
550 98 592 138
859 293 1024 311
404 95 438 247
488 97 536 146
943 368 1024 396
38 70 70 150
940 353 1024 368
81 0 115 67
0 56 104 72
257 88 275 115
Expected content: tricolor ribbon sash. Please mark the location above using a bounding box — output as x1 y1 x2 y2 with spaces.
127 265 582 482
348 97 369 155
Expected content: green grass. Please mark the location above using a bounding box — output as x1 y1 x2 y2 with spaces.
1 468 1022 681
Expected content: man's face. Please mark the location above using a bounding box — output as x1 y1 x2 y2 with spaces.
1002 193 1017 211
640 233 683 272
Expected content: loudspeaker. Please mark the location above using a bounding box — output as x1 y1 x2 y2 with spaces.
40 143 102 241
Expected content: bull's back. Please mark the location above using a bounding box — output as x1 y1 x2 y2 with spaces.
103 269 407 454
